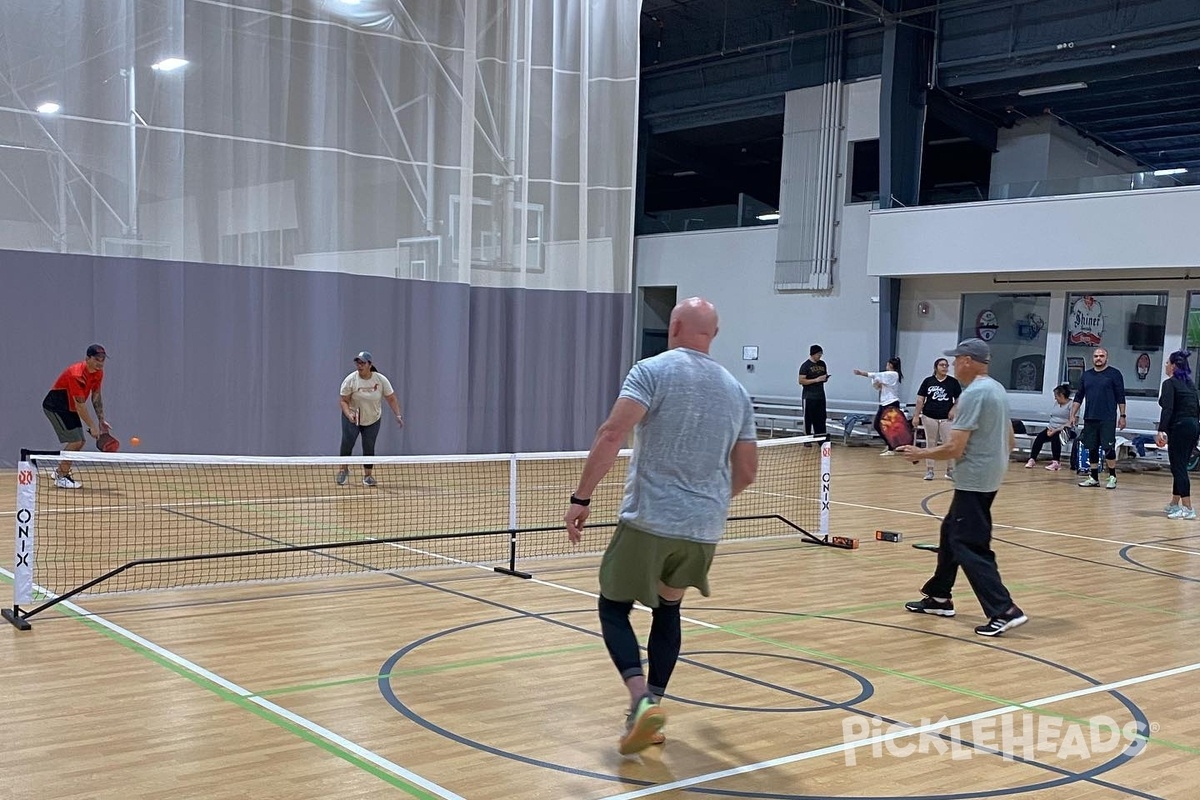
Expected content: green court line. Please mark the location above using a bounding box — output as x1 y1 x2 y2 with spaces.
255 641 603 697
21 489 1200 761
0 572 446 800
251 600 905 697
850 547 1200 620
248 590 1198 755
705 622 1200 755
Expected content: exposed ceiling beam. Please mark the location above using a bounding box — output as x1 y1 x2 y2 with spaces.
1104 131 1200 148
851 0 892 18
1036 89 1200 117
1075 107 1200 128
1087 121 1200 139
803 0 882 21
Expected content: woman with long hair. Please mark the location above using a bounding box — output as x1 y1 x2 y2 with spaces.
854 356 904 456
1157 350 1199 519
914 357 962 480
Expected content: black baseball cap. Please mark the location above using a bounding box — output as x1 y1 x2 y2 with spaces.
86 344 108 358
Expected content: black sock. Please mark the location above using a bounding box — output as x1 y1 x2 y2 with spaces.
646 596 682 698
1108 467 1117 478
597 595 642 681
1091 468 1099 480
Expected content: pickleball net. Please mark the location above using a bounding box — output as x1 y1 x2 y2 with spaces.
4 435 832 629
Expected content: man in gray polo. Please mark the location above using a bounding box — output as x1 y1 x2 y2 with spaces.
564 297 758 755
899 338 1027 637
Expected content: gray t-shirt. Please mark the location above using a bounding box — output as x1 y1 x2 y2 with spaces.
950 374 1011 493
618 347 757 543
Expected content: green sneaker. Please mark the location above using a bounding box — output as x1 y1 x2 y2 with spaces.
618 696 666 755
1105 475 1117 490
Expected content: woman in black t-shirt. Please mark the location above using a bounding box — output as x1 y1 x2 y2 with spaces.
913 357 962 481
1157 350 1200 520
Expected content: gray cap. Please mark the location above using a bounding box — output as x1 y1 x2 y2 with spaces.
354 351 373 363
943 338 990 363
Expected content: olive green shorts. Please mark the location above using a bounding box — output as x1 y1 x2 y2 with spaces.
598 521 717 608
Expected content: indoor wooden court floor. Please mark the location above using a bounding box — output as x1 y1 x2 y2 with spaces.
2 445 1198 799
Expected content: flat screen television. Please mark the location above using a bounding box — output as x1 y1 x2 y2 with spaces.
1127 304 1167 351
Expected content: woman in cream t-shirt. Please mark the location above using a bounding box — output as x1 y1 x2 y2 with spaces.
337 350 404 486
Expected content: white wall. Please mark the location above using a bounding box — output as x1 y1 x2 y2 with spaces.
897 273 1192 424
635 75 1195 422
633 78 885 407
867 186 1200 276
635 222 882 405
991 116 1137 193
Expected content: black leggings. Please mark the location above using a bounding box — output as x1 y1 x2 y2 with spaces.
1028 430 1061 462
1168 419 1199 499
340 416 381 469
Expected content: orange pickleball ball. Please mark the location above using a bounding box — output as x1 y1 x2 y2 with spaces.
130 436 141 447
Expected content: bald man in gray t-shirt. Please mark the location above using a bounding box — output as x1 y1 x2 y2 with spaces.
564 297 758 756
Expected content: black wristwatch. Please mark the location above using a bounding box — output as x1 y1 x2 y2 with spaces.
570 494 591 506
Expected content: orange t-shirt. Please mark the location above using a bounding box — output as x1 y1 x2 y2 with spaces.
44 362 104 413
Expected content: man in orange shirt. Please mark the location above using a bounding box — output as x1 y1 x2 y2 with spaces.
42 344 111 489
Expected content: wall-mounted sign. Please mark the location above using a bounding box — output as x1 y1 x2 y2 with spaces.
975 309 999 342
742 346 759 361
1136 352 1151 381
1067 296 1104 346
1015 312 1045 341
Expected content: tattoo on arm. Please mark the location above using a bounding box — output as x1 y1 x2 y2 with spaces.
92 390 105 419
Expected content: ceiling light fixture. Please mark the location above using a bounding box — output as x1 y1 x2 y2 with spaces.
151 57 190 72
671 170 698 177
756 212 780 221
1016 81 1087 97
1153 168 1188 176
36 102 61 114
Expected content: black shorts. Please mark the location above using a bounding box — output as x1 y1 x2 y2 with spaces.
1079 418 1117 458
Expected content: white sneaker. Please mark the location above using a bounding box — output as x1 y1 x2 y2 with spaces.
880 448 895 457
54 474 81 489
1169 506 1197 520
1164 503 1181 515
924 469 934 481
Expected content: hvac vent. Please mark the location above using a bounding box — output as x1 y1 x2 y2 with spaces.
1084 148 1100 167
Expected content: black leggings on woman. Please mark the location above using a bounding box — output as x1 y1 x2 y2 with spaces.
1167 418 1200 499
1028 430 1061 462
341 416 381 469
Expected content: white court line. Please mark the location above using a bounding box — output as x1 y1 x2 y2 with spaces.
0 567 465 800
598 660 1200 800
828 497 1200 557
369 538 721 630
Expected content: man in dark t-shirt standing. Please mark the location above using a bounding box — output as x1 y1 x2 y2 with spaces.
798 344 829 438
1068 347 1126 489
